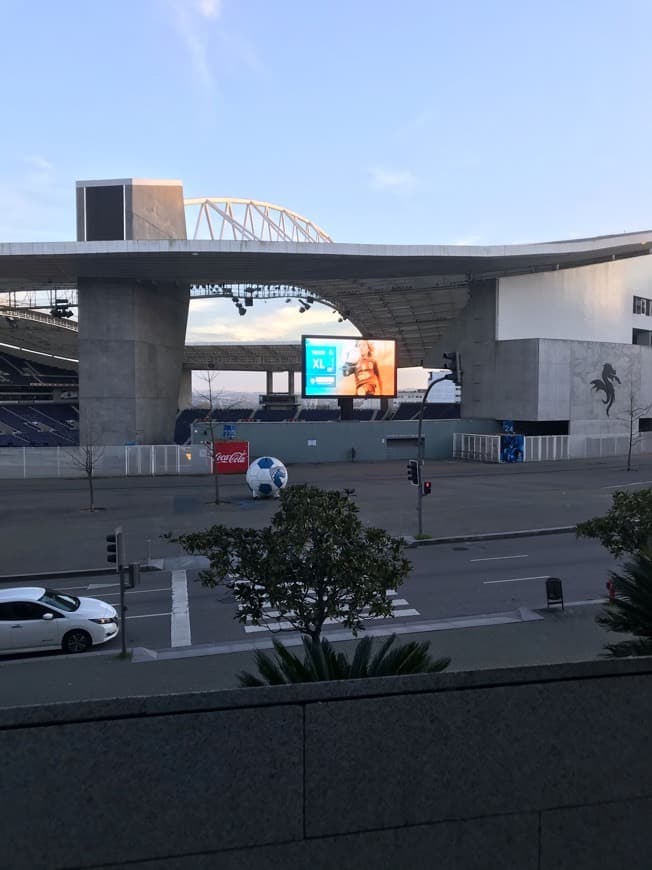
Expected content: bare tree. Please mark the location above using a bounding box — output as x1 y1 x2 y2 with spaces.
65 430 105 511
618 382 652 472
196 368 241 505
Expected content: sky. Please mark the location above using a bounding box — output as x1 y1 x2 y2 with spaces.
2 0 652 392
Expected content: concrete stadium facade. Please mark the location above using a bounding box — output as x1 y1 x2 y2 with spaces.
1 176 652 447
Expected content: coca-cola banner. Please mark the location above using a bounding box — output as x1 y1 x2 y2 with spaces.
212 441 249 474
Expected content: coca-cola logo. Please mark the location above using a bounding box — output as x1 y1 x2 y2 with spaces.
216 451 247 463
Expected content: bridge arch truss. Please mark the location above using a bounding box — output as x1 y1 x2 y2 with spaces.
184 197 333 244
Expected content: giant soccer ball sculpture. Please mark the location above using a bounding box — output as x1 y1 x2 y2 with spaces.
246 456 288 498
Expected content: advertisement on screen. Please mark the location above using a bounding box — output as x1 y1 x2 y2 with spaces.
302 335 397 398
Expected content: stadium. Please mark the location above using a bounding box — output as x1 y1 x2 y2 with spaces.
1 177 652 470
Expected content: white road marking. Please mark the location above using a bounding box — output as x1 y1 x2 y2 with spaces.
483 575 549 585
604 480 652 489
126 612 172 620
262 599 411 618
99 587 171 597
55 583 119 591
88 582 120 589
470 554 529 563
171 569 192 647
243 591 420 634
244 609 421 633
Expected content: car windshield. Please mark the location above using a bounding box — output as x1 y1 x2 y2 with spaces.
39 589 80 612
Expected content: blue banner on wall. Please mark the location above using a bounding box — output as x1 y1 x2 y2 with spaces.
500 433 524 463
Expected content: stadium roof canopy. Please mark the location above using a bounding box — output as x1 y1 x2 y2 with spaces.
1 232 652 366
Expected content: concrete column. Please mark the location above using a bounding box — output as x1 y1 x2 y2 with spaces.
78 278 189 445
338 398 353 420
288 370 295 395
178 369 193 411
266 371 273 394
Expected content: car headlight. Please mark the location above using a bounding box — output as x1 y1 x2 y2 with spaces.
90 617 116 624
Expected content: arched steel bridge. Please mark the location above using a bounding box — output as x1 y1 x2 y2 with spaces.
184 197 333 243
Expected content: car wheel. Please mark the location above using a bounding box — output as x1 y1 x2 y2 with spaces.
62 630 92 654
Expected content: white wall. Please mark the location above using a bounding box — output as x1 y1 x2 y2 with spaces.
497 255 652 342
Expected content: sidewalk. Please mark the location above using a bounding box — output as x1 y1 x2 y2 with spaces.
0 604 623 709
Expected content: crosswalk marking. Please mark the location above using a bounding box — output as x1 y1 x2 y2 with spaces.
241 589 419 634
171 569 192 647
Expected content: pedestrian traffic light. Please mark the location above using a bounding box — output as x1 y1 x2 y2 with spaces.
407 459 420 485
443 352 461 384
423 480 432 496
106 528 125 568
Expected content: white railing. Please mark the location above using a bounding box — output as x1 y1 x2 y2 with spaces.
453 433 502 462
455 432 652 462
0 445 212 479
453 433 570 463
523 435 570 462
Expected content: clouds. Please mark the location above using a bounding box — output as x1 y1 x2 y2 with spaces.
195 0 222 18
186 298 358 345
166 0 262 115
168 0 218 104
368 167 417 194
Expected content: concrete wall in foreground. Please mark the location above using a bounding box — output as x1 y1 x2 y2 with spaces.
2 658 651 869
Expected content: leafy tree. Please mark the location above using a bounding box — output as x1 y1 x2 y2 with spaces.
596 546 652 657
576 488 652 557
237 633 451 686
175 485 411 641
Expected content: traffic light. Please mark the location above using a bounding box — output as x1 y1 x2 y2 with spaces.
407 459 420 486
443 352 461 384
106 528 125 568
423 480 432 496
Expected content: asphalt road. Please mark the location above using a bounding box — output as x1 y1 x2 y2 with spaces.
0 532 617 660
2 454 651 575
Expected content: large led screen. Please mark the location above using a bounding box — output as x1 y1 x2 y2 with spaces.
302 335 397 398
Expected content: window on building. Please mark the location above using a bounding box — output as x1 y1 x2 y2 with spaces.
633 329 652 346
633 295 652 316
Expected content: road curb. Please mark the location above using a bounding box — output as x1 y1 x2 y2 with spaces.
0 567 119 584
0 563 163 584
132 608 547 663
402 525 577 547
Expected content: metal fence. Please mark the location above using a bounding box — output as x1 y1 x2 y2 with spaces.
454 431 652 462
0 445 212 479
452 433 502 462
524 435 570 462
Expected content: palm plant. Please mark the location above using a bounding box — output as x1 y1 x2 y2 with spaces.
597 545 652 657
237 633 451 686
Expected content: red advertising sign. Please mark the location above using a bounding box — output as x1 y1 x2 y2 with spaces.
212 441 249 474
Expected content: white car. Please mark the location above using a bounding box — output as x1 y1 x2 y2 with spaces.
0 587 119 655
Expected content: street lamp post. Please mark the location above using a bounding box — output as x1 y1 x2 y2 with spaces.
416 375 451 537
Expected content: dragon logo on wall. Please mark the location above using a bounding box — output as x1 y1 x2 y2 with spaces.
590 363 621 416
